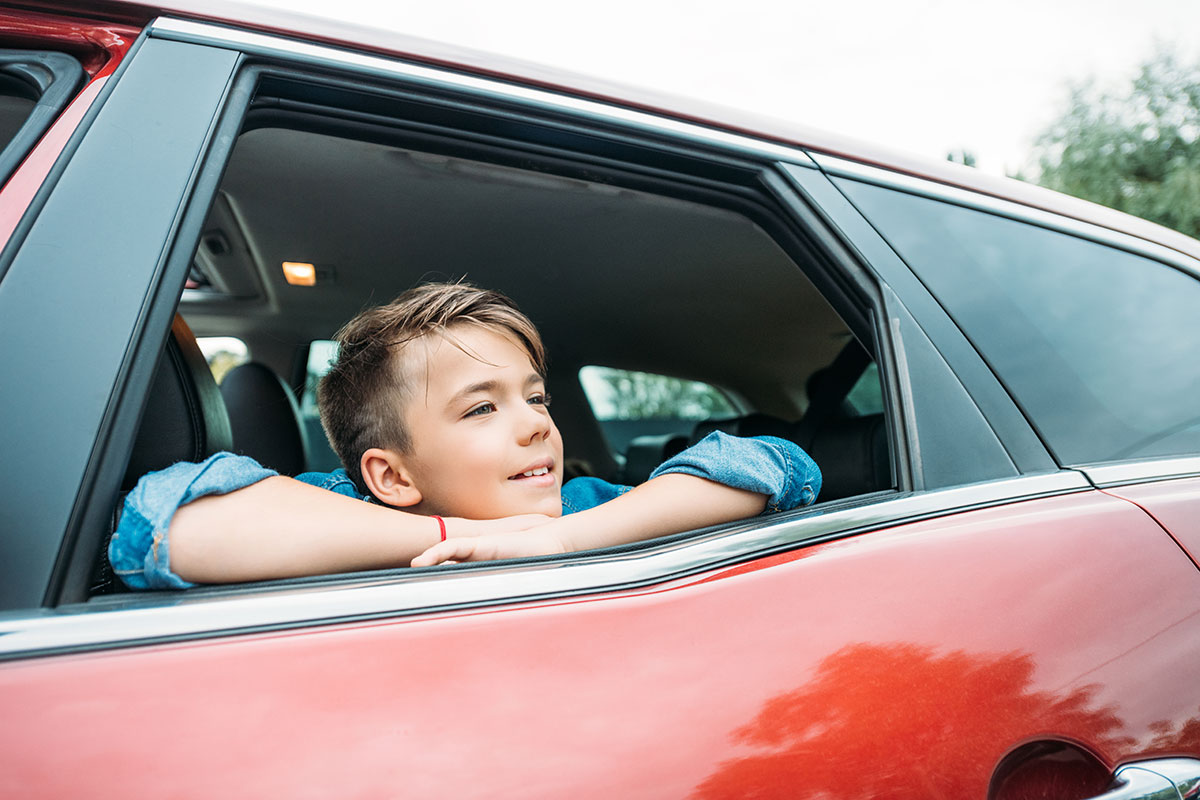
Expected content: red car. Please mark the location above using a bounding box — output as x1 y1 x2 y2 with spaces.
0 3 1198 798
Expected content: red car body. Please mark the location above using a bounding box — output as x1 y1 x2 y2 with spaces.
0 4 1197 798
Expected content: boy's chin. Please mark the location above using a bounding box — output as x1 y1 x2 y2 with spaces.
457 493 563 520
512 495 563 519
500 491 563 519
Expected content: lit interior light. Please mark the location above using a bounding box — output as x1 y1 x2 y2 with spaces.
282 261 316 286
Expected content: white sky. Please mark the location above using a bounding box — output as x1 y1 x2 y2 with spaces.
250 0 1198 176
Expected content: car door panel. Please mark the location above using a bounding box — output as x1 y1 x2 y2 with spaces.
1 489 1196 798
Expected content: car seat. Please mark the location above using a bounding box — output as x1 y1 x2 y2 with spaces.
220 362 309 476
92 315 233 595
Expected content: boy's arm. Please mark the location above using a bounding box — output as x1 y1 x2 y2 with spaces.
110 453 548 588
169 477 548 583
412 433 820 566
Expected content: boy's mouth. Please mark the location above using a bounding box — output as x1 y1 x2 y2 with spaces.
508 461 555 481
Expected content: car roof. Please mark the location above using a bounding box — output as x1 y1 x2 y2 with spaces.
31 0 1200 262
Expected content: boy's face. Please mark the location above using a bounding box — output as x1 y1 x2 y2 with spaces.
398 324 564 519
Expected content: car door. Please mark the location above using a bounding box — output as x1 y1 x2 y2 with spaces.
0 14 1198 800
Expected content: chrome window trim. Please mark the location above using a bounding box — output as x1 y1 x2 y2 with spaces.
148 18 818 169
0 471 1087 660
1081 456 1200 488
813 154 1200 279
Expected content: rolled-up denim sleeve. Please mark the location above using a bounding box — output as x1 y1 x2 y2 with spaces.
649 431 821 513
109 453 276 590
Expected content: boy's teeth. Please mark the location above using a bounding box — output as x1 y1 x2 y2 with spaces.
521 467 549 477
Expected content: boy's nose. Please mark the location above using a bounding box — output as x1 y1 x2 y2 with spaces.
516 404 552 444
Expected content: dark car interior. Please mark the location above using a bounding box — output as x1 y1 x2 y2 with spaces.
96 76 895 595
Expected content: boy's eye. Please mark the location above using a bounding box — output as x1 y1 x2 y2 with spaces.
529 393 552 407
464 402 496 418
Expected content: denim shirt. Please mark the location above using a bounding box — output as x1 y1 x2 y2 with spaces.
110 431 821 590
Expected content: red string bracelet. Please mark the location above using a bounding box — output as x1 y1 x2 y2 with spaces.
432 514 446 542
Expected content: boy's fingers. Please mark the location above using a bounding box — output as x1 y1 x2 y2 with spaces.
411 540 476 567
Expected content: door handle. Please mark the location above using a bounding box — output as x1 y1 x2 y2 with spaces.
1084 758 1200 800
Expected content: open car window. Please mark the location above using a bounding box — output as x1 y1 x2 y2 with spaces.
55 41 929 605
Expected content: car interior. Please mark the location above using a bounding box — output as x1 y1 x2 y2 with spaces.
91 74 895 595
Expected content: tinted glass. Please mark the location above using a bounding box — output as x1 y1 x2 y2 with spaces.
844 362 883 416
0 93 36 151
840 179 1200 465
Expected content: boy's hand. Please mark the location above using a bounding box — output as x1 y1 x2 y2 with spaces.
413 474 768 567
412 521 565 567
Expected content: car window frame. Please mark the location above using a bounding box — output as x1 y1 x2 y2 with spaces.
55 19 890 607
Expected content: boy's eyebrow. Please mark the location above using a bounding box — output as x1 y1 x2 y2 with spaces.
449 374 544 406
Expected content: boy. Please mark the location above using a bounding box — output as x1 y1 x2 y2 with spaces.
111 283 821 589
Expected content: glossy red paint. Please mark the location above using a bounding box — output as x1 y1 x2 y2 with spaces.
0 9 137 249
1 490 1197 798
1105 477 1200 572
0 7 137 75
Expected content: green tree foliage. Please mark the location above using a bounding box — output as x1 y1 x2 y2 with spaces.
1033 49 1200 239
946 149 977 167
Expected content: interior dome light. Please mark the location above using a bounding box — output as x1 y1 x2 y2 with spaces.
282 261 316 286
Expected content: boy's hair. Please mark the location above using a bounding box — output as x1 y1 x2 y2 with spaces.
317 282 546 489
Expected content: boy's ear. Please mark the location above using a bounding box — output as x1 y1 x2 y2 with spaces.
360 448 423 508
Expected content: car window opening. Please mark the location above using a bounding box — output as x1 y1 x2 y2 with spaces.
105 88 896 596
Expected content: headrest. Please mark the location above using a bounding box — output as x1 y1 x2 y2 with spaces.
121 315 232 490
805 414 889 501
621 432 688 485
220 362 310 476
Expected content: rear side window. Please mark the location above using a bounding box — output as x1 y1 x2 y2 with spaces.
299 340 342 471
196 336 248 384
844 362 883 416
840 180 1200 465
579 365 736 456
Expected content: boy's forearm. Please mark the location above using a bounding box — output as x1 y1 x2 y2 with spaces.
552 473 767 553
170 476 442 583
